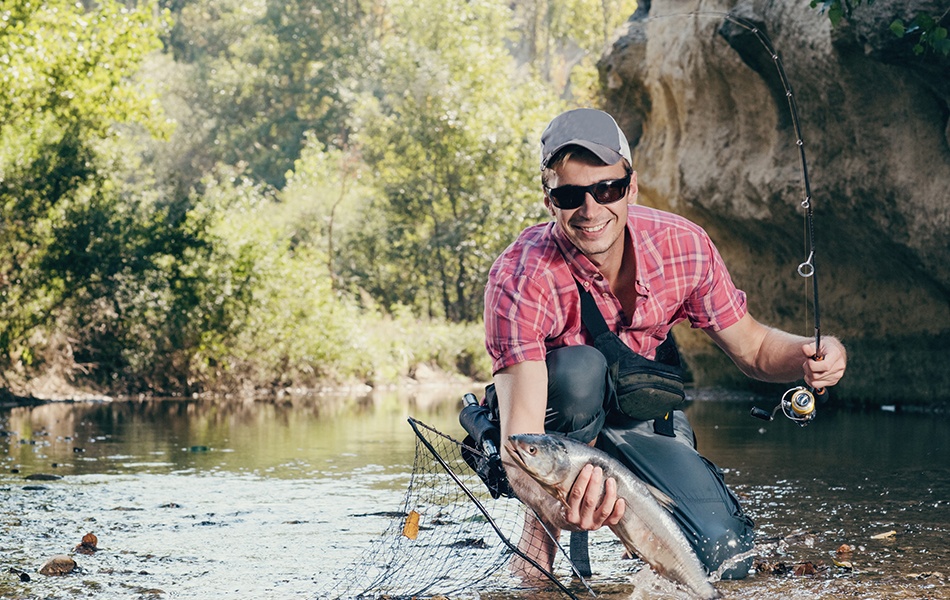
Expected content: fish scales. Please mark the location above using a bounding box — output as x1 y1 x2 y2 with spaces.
506 433 719 600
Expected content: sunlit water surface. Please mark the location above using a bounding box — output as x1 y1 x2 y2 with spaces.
1 388 948 599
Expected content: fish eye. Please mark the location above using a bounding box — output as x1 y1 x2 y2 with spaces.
528 446 537 455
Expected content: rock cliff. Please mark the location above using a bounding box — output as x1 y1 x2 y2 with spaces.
599 0 950 404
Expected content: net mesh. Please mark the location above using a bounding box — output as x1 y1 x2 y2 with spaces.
316 418 581 599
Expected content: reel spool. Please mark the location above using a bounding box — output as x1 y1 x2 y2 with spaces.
750 385 817 425
782 386 816 423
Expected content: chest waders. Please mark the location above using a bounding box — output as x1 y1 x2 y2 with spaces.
577 283 755 578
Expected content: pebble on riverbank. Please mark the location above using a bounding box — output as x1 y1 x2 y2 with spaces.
75 532 98 555
24 473 62 481
39 555 76 576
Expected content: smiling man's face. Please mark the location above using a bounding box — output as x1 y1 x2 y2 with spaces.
544 157 635 266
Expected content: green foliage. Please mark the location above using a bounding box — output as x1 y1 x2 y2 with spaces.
890 13 950 56
1 0 610 397
510 0 638 100
0 0 174 388
156 161 492 390
346 0 557 322
175 167 363 388
809 0 854 28
156 0 381 189
0 0 171 137
281 135 373 287
810 0 949 56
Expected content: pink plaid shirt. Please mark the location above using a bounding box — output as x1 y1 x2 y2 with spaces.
484 204 747 374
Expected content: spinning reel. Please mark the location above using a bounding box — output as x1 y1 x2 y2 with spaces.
750 385 819 426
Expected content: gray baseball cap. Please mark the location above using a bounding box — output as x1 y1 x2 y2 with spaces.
539 108 632 171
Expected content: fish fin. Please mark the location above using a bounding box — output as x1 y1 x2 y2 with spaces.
645 483 676 511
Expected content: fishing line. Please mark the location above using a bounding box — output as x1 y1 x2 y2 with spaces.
646 10 821 353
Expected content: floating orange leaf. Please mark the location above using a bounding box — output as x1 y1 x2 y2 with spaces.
402 510 420 540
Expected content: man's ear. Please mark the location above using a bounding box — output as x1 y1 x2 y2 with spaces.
629 171 638 206
543 194 556 217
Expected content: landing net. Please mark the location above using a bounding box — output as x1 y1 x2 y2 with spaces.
316 417 582 599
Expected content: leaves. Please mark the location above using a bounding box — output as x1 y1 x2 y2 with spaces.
402 510 421 540
811 0 949 57
344 0 558 322
0 0 173 387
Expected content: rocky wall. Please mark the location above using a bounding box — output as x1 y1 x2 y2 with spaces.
599 0 950 404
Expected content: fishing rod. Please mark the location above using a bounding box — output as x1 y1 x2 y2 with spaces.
719 13 825 426
634 11 824 425
665 11 825 425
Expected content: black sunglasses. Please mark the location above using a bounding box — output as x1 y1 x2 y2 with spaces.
544 173 631 210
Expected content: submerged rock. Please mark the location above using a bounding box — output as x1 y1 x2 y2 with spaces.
24 473 62 481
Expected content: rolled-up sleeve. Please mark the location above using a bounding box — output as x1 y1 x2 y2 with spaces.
485 273 555 374
683 232 747 331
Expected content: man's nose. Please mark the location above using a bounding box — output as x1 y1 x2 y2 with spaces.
575 191 599 215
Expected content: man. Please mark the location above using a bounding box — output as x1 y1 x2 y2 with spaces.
483 108 847 578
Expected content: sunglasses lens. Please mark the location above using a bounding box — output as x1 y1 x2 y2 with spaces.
593 179 626 204
549 188 586 209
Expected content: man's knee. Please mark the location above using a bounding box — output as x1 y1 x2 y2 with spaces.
545 345 609 442
694 518 755 579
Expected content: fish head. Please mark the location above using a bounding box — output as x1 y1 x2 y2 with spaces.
505 433 577 501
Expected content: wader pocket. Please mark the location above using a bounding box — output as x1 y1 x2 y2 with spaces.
600 330 687 421
615 368 686 421
576 281 686 422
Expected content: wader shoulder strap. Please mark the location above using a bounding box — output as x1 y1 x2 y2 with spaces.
575 281 681 367
577 281 610 338
576 281 681 437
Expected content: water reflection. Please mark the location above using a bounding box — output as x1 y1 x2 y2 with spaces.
1 390 948 599
1 389 473 479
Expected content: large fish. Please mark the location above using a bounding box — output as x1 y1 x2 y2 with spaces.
505 433 719 600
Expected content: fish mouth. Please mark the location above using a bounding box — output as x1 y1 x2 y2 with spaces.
504 437 567 504
503 439 529 471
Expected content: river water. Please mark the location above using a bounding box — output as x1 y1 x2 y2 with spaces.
1 388 948 599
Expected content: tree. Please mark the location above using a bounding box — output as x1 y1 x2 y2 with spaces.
155 0 384 191
0 0 172 385
345 0 557 322
510 0 637 100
